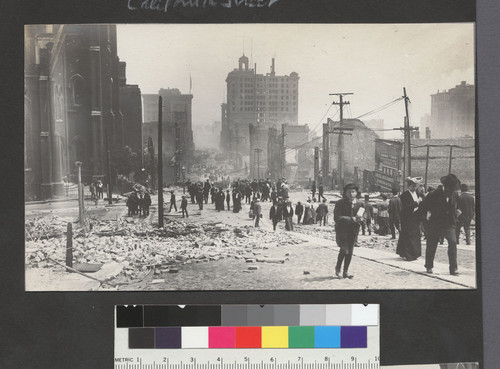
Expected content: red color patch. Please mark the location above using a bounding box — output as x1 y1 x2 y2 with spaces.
235 326 262 348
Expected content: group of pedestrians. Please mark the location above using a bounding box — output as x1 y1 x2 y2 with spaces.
126 191 151 217
394 174 474 275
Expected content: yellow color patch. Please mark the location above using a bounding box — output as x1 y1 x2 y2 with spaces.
261 326 289 348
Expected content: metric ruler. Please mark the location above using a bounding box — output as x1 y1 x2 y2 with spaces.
115 304 380 369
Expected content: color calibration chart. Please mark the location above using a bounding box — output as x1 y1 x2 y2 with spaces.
115 304 380 369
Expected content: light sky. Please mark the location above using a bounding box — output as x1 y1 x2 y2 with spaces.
117 23 474 143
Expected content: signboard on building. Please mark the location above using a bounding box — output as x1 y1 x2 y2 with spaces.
374 139 403 191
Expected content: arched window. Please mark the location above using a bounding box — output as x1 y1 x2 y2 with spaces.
69 74 85 106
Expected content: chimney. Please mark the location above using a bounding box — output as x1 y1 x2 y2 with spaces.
271 58 275 76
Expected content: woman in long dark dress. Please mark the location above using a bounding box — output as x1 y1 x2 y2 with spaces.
396 177 424 261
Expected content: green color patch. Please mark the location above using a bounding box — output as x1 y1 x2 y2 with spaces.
288 326 315 348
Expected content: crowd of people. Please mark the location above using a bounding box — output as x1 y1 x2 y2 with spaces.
124 172 474 279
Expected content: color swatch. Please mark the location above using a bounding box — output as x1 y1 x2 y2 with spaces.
116 304 376 349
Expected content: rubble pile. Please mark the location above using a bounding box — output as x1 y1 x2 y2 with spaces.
25 216 306 282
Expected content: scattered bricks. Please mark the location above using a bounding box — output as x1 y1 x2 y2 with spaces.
303 271 310 275
248 266 259 270
168 269 179 273
154 270 161 275
245 258 256 263
256 258 285 264
151 279 165 284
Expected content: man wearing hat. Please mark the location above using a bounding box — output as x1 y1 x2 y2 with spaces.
396 176 424 262
333 183 363 278
420 173 461 275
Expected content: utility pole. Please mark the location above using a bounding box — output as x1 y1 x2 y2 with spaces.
105 128 112 205
448 145 454 174
314 146 320 185
330 93 353 191
424 144 430 190
75 161 84 226
392 88 419 191
157 96 164 228
403 87 412 190
322 122 330 189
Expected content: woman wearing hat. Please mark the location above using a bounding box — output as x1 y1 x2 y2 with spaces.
396 176 424 261
333 183 363 278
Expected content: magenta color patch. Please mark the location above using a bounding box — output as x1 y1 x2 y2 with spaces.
208 326 236 348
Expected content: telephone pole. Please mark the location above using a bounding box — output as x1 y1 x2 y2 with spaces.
157 96 164 228
322 121 330 188
330 93 353 191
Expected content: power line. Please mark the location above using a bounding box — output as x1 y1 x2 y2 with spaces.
354 97 404 120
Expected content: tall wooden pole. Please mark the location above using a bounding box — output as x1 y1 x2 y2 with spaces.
448 145 453 174
158 96 164 228
314 146 320 185
403 88 412 190
322 122 330 188
424 145 430 190
75 162 84 225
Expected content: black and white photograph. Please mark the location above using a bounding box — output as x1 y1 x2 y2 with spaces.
24 23 476 291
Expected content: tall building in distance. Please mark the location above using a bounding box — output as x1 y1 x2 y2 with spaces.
222 55 299 155
141 89 194 185
364 119 385 139
430 81 475 138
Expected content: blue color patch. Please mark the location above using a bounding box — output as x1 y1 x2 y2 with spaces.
314 326 340 348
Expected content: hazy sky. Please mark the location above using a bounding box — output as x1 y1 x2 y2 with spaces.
117 23 474 141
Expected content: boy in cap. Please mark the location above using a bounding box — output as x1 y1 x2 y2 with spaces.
333 183 363 278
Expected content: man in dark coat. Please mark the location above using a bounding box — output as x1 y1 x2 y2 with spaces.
203 180 211 204
226 190 231 211
388 188 402 239
420 173 461 275
269 201 282 231
143 193 152 216
456 183 475 245
334 183 363 278
295 201 304 225
196 187 204 210
316 199 329 226
361 195 374 235
169 190 177 212
180 195 189 218
283 201 294 231
318 184 326 201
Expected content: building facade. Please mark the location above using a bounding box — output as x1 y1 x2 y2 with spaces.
430 81 475 139
141 89 194 185
25 24 124 200
119 62 143 161
222 55 299 155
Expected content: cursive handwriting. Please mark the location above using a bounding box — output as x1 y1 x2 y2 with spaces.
128 0 280 12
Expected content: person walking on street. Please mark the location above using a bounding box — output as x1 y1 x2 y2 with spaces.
361 195 374 235
388 188 402 239
318 184 326 202
396 177 424 261
196 188 204 210
203 180 211 204
283 201 294 231
181 195 189 218
143 192 151 216
316 198 329 226
169 190 177 212
269 201 282 231
376 194 390 236
253 199 262 227
295 201 304 225
334 183 363 279
456 183 475 245
420 174 462 275
226 190 231 211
